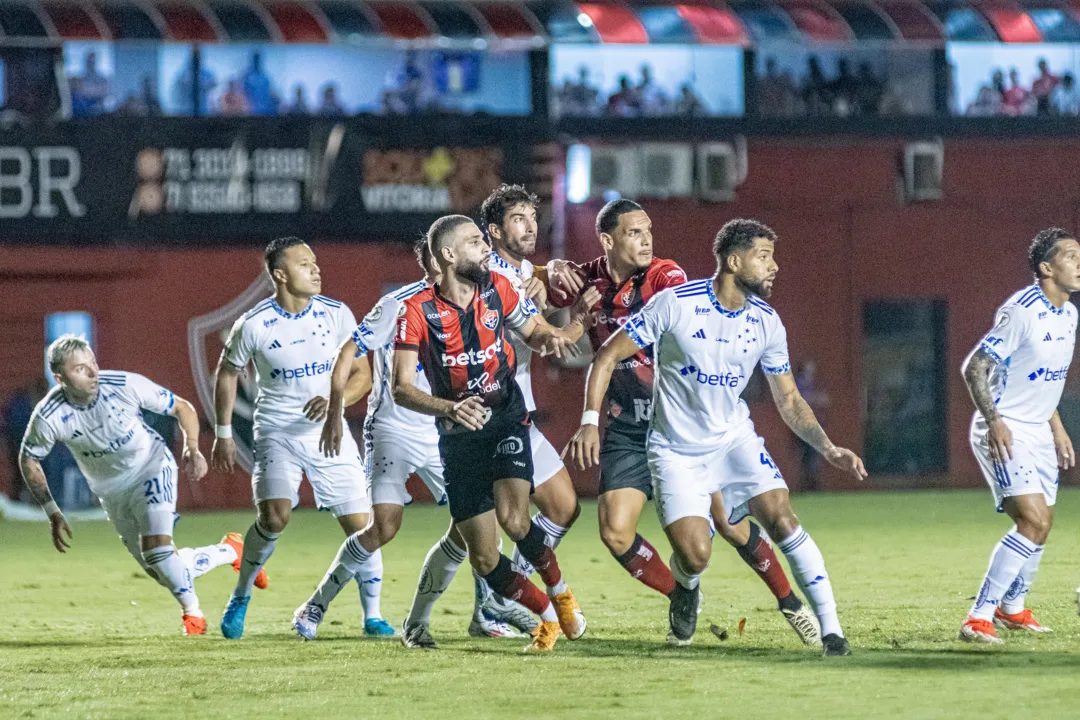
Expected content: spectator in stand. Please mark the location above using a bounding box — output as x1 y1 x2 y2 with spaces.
606 75 636 117
242 50 278 115
675 84 705 117
855 62 883 116
69 51 110 116
1003 67 1032 116
318 83 346 115
142 77 162 116
219 79 250 116
172 46 216 116
756 57 798 116
1032 58 1060 116
1052 72 1080 116
829 58 858 116
572 66 601 116
636 64 669 116
966 85 1004 116
287 85 309 115
802 56 831 115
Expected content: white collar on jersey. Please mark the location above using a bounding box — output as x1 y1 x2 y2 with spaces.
271 297 313 320
1022 284 1066 316
706 277 748 318
488 250 532 277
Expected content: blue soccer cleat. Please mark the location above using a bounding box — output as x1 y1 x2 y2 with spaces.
292 602 324 641
221 596 250 640
364 618 398 637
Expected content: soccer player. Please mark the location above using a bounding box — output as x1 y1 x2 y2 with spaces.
958 228 1079 643
477 184 598 595
19 335 255 635
397 214 590 653
293 236 522 644
212 237 390 639
567 219 865 656
558 200 819 646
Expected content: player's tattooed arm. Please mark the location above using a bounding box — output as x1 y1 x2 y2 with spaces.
766 372 868 480
961 347 1001 424
19 451 72 552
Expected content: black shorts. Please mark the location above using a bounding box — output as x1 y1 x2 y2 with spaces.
599 423 652 499
439 421 534 522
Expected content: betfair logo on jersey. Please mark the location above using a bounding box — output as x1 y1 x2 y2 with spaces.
442 337 503 367
679 364 743 387
269 360 333 380
81 428 136 459
1028 365 1069 382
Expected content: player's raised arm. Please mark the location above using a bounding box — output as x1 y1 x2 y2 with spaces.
508 279 599 360
765 371 867 481
563 328 641 470
320 337 371 457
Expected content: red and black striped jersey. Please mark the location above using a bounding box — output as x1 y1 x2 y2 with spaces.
553 256 686 428
396 271 537 432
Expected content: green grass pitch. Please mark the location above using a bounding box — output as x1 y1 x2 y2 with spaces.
4 490 1080 719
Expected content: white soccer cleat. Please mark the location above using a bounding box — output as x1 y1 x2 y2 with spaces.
468 614 521 639
482 594 539 636
292 603 324 641
781 604 822 647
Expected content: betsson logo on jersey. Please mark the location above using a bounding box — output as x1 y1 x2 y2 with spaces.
1028 365 1069 382
270 360 333 380
442 337 503 367
678 364 744 387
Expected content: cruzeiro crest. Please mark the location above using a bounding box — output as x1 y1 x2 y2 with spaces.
187 274 273 472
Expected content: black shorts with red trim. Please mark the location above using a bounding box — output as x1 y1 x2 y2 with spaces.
438 420 534 522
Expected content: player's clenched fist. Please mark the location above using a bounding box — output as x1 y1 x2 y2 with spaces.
447 396 490 432
563 424 601 470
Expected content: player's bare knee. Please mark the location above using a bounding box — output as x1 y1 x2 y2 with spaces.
468 548 500 575
375 517 401 547
500 512 532 542
1019 513 1052 544
258 505 290 534
763 512 799 543
600 520 634 556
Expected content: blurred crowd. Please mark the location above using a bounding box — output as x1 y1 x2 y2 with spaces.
754 56 908 117
553 64 707 118
965 58 1080 117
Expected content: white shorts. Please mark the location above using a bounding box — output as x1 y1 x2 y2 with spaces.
98 452 179 556
530 423 565 488
253 432 370 517
364 425 446 507
970 416 1059 512
648 421 788 529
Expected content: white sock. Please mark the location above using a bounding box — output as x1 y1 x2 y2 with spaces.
512 513 567 577
1001 543 1045 615
307 532 371 612
355 548 384 621
970 529 1039 621
143 544 200 616
670 552 702 591
179 543 237 580
777 526 842 638
233 521 279 600
406 532 466 627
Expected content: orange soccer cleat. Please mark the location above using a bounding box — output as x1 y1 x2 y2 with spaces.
994 608 1052 633
958 616 1002 644
183 614 207 636
523 621 560 654
550 588 587 641
222 532 269 590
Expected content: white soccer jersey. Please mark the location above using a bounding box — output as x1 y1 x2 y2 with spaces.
624 278 790 451
224 295 357 438
351 280 439 436
972 283 1077 426
489 251 538 412
21 371 176 496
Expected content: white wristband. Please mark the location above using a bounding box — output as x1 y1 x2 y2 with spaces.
43 500 60 517
215 424 233 439
581 410 600 427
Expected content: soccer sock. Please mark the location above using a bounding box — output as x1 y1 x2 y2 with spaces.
614 534 676 596
969 529 1040 621
355 548 384 621
179 543 238 580
143 545 200 616
735 522 796 608
669 552 702 591
777 526 842 637
512 513 567 577
515 520 565 594
233 521 280 599
406 532 466 628
306 532 371 612
471 537 502 621
482 554 557 623
1001 543 1045 615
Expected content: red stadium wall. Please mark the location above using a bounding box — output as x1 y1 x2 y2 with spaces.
4 136 1080 508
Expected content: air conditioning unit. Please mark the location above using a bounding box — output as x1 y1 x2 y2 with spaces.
639 143 693 198
903 140 943 202
696 142 740 202
589 146 640 199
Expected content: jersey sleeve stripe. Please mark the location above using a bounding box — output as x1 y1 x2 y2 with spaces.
1016 287 1038 305
244 299 274 318
979 342 1005 363
624 316 650 348
747 297 775 315
39 395 66 418
762 362 790 375
315 295 343 308
351 328 371 357
673 280 709 296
